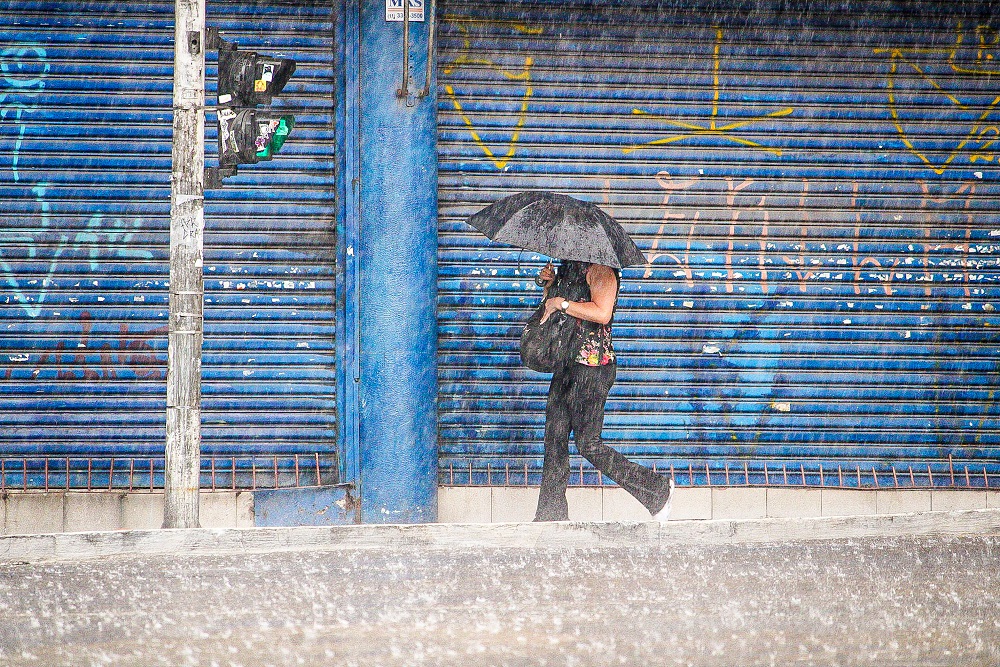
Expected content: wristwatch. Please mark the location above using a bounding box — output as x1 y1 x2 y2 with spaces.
560 300 570 312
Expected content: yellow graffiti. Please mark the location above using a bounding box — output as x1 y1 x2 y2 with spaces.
950 23 1000 75
969 125 998 163
624 28 794 157
875 22 1000 175
441 16 542 170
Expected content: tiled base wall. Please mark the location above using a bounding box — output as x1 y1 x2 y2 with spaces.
4 488 999 534
0 492 254 535
438 486 1000 523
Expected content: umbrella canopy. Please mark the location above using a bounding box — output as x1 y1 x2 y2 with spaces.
466 191 646 269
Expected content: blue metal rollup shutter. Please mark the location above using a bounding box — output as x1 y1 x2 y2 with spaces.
0 1 338 488
437 0 1000 489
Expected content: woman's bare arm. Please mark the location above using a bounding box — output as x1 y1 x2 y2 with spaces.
542 264 617 324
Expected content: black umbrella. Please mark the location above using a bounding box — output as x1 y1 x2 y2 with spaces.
466 191 646 269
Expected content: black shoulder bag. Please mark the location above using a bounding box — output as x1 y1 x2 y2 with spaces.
519 268 588 373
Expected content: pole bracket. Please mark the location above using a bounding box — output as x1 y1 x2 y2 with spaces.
205 165 237 189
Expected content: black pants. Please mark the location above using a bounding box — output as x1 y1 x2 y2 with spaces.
534 362 671 521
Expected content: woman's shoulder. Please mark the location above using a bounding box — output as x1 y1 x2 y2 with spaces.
586 263 618 283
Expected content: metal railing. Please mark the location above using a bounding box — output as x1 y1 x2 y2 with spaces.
0 454 340 492
7 455 994 491
441 456 1000 489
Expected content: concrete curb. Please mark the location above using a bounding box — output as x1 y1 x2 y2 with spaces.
2 508 999 563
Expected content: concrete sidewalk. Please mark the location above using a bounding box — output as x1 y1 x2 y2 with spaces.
2 506 999 563
1 510 998 667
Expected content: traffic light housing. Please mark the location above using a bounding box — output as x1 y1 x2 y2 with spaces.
206 28 296 188
217 49 296 107
218 108 295 167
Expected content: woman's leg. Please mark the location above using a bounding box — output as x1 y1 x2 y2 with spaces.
568 363 672 515
534 370 573 521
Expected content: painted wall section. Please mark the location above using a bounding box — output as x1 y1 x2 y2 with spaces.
357 1 439 522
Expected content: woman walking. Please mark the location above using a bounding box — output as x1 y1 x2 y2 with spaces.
533 259 673 522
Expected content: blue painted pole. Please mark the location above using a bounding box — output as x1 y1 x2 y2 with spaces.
355 0 438 523
335 0 363 509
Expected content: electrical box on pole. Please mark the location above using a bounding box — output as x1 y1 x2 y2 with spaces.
205 28 297 188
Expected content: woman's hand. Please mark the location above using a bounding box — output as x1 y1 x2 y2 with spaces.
540 296 566 323
535 262 555 288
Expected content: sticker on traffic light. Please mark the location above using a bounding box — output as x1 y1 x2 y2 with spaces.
218 108 295 168
253 115 294 159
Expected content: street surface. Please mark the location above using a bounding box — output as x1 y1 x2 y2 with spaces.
1 528 998 666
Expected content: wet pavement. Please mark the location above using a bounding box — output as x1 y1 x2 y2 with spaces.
1 523 998 666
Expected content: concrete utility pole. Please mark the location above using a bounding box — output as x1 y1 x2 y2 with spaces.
164 0 206 528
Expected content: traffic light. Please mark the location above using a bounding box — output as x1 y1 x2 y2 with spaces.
205 28 296 188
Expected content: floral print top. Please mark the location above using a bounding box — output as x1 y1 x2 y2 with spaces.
575 321 616 366
552 260 618 367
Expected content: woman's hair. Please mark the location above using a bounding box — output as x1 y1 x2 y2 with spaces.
559 260 590 280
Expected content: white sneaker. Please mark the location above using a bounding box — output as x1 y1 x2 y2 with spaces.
652 477 674 522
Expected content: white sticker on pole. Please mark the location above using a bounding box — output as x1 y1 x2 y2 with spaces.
386 0 424 22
